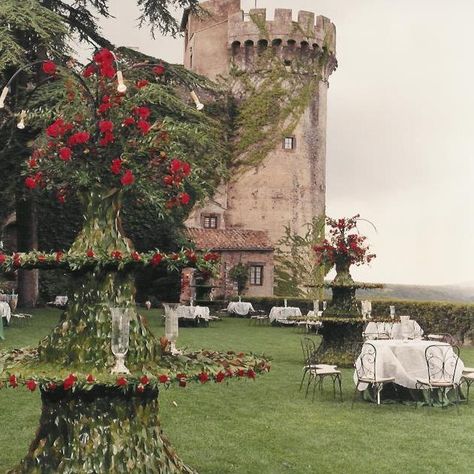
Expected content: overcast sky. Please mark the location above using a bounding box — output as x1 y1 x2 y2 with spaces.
82 0 474 286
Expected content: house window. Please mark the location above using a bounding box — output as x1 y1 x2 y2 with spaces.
283 137 295 150
249 265 264 286
203 214 218 229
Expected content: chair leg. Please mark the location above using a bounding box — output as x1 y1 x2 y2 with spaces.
376 383 381 405
299 368 309 392
305 373 313 398
337 375 343 402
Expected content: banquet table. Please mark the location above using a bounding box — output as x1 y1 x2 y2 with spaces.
268 306 302 324
354 339 464 391
226 301 255 316
364 320 424 340
176 305 211 321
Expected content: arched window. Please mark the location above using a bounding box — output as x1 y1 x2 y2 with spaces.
231 41 241 55
300 41 309 51
257 39 268 53
287 39 296 48
272 38 282 47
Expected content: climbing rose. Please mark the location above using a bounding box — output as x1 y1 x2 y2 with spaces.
215 372 225 383
82 64 96 78
59 147 72 161
25 177 37 189
26 379 37 391
110 158 122 175
55 251 63 262
42 60 57 75
136 384 145 393
153 65 165 75
120 170 135 186
111 250 122 260
99 120 114 133
67 131 90 146
159 374 169 383
236 369 245 377
139 375 149 385
177 373 187 387
179 192 190 205
247 369 256 379
137 120 151 134
63 373 77 390
133 106 151 120
86 374 95 384
86 249 95 258
9 374 18 388
131 251 141 261
48 382 57 391
136 79 149 88
151 253 162 267
122 117 135 126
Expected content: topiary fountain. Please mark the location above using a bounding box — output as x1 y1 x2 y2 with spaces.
313 215 381 366
0 50 269 473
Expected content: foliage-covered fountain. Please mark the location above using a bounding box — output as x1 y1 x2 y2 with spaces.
0 51 269 472
313 215 380 366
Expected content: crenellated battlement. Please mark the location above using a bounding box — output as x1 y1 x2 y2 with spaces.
228 8 336 54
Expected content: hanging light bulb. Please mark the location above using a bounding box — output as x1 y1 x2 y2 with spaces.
0 86 9 109
190 90 204 111
116 70 127 93
17 109 27 129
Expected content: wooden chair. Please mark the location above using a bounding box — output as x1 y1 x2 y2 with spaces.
352 342 394 406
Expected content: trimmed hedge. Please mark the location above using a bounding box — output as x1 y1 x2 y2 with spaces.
214 297 474 344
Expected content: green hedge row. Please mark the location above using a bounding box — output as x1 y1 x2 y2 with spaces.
212 297 474 343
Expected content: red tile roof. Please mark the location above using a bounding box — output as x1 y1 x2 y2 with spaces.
186 228 273 251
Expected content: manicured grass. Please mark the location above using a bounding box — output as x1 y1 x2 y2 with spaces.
1 309 474 473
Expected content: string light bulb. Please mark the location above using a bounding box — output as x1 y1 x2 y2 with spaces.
0 86 9 109
116 70 127 93
190 90 204 111
17 109 27 129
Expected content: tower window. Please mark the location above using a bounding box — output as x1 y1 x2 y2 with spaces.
249 265 264 286
283 137 296 150
203 214 218 229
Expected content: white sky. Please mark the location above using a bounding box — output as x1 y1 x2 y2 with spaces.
81 0 474 286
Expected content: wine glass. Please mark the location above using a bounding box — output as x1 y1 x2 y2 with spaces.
110 307 131 374
163 303 180 355
389 306 396 320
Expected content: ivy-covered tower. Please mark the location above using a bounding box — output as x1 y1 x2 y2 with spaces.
182 0 337 296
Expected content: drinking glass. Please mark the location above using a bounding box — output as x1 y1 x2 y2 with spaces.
110 307 131 374
163 303 180 354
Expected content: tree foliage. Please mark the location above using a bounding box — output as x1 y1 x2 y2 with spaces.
274 217 329 298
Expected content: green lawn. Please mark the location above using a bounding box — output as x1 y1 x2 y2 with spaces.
1 309 474 473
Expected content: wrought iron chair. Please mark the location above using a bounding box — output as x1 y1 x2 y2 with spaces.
299 338 342 401
416 344 461 411
352 342 394 406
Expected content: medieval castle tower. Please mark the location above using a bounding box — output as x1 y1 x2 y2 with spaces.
182 0 337 297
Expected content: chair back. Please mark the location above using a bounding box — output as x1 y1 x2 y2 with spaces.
424 344 460 384
301 337 317 365
355 342 377 381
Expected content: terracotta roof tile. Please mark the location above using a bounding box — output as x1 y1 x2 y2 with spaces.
186 228 273 251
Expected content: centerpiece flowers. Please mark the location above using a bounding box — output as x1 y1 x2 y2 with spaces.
0 50 270 473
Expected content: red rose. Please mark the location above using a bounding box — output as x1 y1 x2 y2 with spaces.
153 65 165 76
37 254 46 263
28 158 38 168
163 175 174 186
120 170 135 186
158 374 169 383
170 159 181 173
179 192 190 205
198 372 209 384
137 120 151 134
236 369 245 377
86 374 95 383
111 250 122 260
131 251 141 261
99 132 114 146
177 373 187 387
185 250 197 263
56 190 66 204
151 253 162 267
86 248 95 258
9 374 18 388
0 254 6 265
99 120 114 133
98 102 112 114
204 253 219 262
48 382 57 391
68 131 90 146
136 384 145 393
225 369 233 378
133 106 151 119
42 60 57 75
215 371 225 383
26 379 37 391
110 158 122 175
63 373 77 390
122 117 135 127
25 177 37 190
59 147 72 161
136 79 149 88
247 369 256 379
116 377 127 387
13 253 21 267
55 251 63 262
181 162 191 176
139 375 149 385
83 64 96 77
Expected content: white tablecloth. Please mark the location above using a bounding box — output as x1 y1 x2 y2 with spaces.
269 306 302 323
176 305 211 321
227 302 255 316
0 302 11 323
354 340 464 390
364 320 423 340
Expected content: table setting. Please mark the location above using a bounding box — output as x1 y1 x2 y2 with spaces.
269 300 302 324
